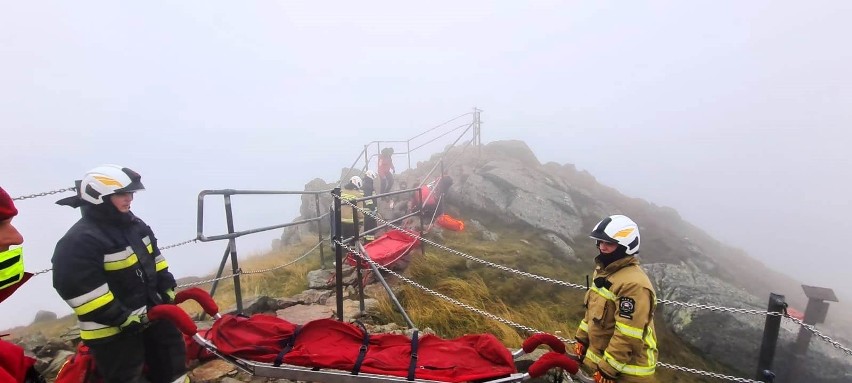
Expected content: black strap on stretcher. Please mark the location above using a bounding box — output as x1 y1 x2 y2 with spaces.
407 329 420 381
351 320 371 375
273 325 303 367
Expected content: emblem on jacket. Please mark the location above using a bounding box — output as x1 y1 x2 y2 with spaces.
618 297 635 319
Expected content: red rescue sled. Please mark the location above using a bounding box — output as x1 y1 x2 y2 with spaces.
346 229 420 268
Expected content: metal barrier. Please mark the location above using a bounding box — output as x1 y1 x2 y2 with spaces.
196 188 330 314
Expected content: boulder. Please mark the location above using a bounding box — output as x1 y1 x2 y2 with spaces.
31 310 57 324
645 263 851 382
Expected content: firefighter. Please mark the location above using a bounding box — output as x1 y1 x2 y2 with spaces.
0 187 45 383
574 215 658 383
340 176 365 241
51 165 188 383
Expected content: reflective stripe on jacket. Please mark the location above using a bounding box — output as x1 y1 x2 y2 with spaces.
340 189 365 224
575 256 658 381
52 211 177 343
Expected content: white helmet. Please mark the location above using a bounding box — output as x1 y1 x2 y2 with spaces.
589 215 640 255
349 176 363 190
79 164 145 205
364 170 377 180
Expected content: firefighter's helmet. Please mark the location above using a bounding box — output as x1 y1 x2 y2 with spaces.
589 215 640 255
79 164 145 205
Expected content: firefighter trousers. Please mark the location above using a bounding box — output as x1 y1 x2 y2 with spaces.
88 319 187 383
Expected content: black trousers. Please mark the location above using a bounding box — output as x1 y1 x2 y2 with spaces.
88 319 187 383
380 173 394 194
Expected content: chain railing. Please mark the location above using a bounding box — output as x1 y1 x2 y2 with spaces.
176 239 323 288
24 237 199 278
336 196 852 359
336 238 765 383
11 187 77 201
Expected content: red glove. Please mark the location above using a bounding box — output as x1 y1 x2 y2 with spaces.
594 370 617 383
573 341 587 362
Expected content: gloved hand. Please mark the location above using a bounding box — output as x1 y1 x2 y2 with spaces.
119 313 149 333
573 339 587 362
162 288 176 304
593 370 617 383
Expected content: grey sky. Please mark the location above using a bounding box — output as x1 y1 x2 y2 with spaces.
2 1 850 329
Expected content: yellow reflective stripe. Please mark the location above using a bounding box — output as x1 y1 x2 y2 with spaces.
146 244 153 254
586 350 602 364
590 285 617 301
578 319 589 332
78 321 121 340
80 326 121 340
615 322 644 339
155 259 169 272
0 248 25 289
603 351 655 376
645 327 658 350
73 290 115 316
104 253 138 271
66 283 110 307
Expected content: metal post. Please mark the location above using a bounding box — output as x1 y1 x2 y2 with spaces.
357 243 416 329
332 188 344 321
406 140 411 170
788 285 838 382
223 194 244 314
756 293 785 381
314 194 325 269
352 203 366 315
417 188 426 257
473 107 482 157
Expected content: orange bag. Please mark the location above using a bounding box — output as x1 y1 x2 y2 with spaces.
436 214 464 231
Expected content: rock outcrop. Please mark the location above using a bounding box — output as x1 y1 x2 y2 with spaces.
646 263 851 382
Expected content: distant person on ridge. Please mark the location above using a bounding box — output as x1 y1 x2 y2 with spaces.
0 187 46 383
410 176 453 220
378 147 396 194
340 175 366 241
573 215 658 383
51 165 188 383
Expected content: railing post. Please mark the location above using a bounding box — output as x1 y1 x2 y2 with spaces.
418 188 426 257
352 202 366 316
332 188 344 321
787 285 838 382
223 193 244 314
315 194 325 269
756 293 785 381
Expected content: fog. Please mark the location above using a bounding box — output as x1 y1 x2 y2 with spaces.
2 1 850 330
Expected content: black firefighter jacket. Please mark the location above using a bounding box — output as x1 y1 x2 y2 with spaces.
52 205 176 343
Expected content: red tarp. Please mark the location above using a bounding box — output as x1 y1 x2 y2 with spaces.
283 319 516 382
346 229 420 268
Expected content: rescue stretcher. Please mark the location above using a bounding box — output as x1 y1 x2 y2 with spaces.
154 288 597 383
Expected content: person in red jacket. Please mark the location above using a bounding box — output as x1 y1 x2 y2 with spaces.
377 147 396 194
0 186 45 383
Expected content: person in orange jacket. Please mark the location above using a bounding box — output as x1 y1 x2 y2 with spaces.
0 186 46 383
574 215 658 383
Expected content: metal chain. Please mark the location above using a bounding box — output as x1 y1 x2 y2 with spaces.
338 198 587 290
176 240 324 287
177 272 241 288
12 187 77 201
340 197 852 355
337 239 763 383
25 237 199 279
656 362 763 383
241 240 323 275
786 316 852 356
335 240 554 339
158 238 198 250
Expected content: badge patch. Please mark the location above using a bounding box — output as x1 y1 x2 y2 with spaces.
618 297 635 319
